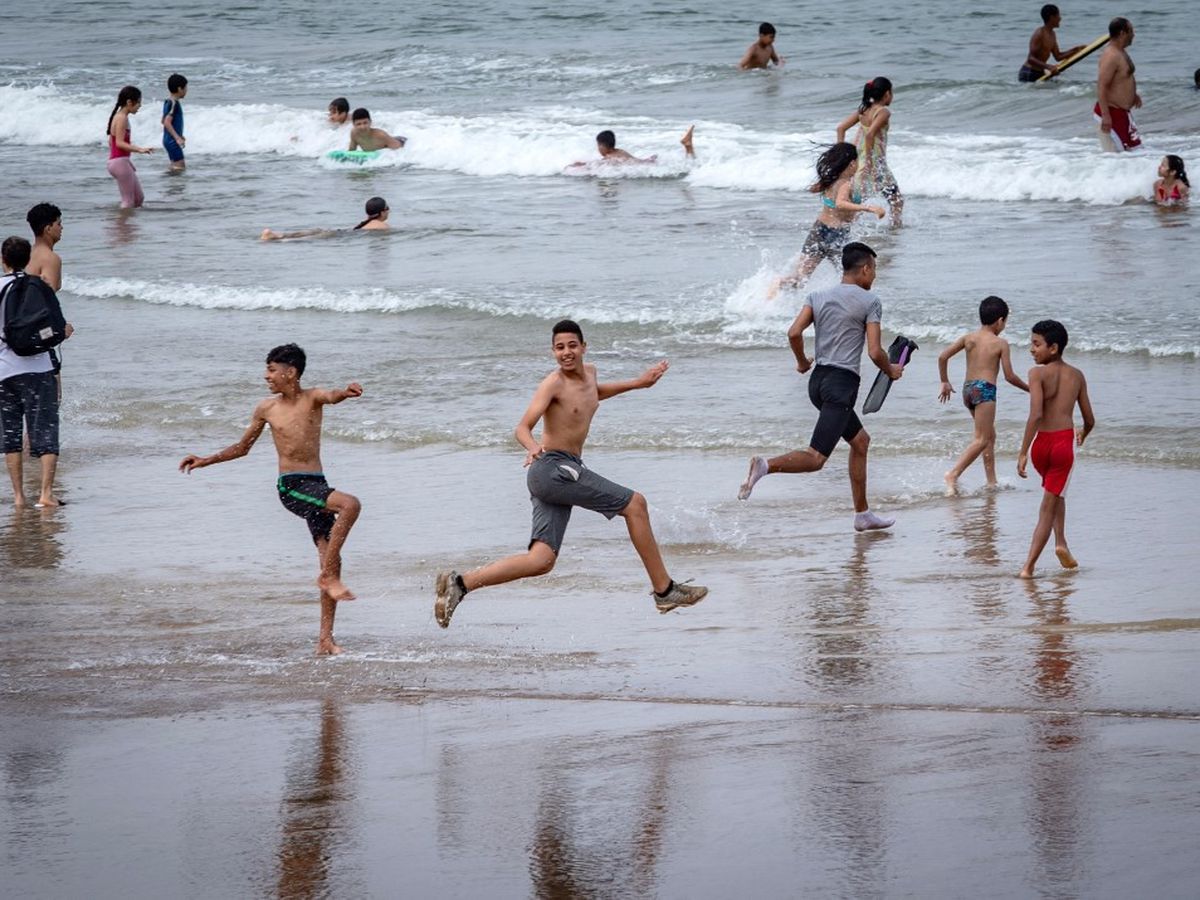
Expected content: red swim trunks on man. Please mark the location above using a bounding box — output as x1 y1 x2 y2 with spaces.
1031 428 1075 497
1093 102 1142 151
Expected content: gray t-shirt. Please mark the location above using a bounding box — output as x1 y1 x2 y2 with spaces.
804 283 882 375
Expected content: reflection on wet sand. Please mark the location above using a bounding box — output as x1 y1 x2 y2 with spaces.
524 729 675 898
953 491 1006 620
276 699 353 900
1023 577 1089 897
0 508 66 570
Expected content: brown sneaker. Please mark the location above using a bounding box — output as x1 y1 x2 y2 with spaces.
435 570 466 628
653 580 708 614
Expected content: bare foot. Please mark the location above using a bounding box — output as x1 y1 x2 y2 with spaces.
316 637 343 656
680 124 695 157
317 573 356 601
943 472 959 496
13 494 28 508
1018 568 1034 579
1055 546 1078 569
35 495 64 508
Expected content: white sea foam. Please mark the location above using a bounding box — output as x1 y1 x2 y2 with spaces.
2 84 1186 205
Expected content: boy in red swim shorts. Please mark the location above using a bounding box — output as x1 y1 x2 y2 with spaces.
1017 320 1095 578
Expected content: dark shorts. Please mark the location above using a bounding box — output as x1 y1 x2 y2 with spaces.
526 451 635 554
0 371 60 456
277 472 335 544
1018 65 1041 83
163 136 185 162
801 221 852 263
806 365 863 457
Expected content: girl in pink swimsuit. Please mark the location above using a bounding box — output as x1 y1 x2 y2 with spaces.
1153 155 1190 207
106 86 154 208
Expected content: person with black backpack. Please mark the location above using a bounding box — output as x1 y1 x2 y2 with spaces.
0 236 73 508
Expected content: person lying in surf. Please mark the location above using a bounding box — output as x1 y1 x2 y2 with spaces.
348 108 405 151
260 197 390 241
566 126 694 169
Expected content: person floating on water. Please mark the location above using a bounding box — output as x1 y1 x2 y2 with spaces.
161 73 188 171
328 97 350 126
348 108 405 151
106 85 154 209
937 296 1030 494
739 22 784 69
740 242 902 533
770 142 886 296
1095 17 1141 152
1153 155 1189 206
179 344 363 655
432 319 708 628
261 196 390 241
1019 5 1085 82
566 126 695 169
1017 320 1095 579
836 77 903 225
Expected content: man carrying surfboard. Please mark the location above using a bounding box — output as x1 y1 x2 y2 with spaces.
737 242 902 532
1019 5 1085 82
1095 18 1142 152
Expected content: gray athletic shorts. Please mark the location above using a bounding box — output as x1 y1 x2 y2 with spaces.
527 450 635 554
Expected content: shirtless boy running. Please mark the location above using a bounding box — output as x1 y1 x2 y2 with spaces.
1019 5 1084 82
348 108 405 151
1017 320 1095 578
179 344 363 655
433 319 707 627
938 295 1029 493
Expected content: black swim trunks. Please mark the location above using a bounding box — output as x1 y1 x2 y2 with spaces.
1018 65 1041 83
807 364 864 457
277 472 336 544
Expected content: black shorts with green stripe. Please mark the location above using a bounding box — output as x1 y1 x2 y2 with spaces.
277 472 335 544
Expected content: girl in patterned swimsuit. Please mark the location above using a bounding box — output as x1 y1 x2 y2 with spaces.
836 77 903 225
771 142 885 294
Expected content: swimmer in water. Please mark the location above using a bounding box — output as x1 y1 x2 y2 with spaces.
261 197 390 241
1018 5 1085 82
770 142 884 296
1153 155 1189 206
328 97 350 125
739 22 784 70
566 126 695 169
348 108 405 151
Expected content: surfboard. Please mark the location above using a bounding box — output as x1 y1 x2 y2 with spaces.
1036 34 1110 82
326 149 381 164
862 335 917 415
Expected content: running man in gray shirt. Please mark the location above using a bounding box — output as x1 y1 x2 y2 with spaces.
738 242 903 531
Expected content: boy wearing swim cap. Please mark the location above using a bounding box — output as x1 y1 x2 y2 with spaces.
348 108 405 151
179 344 364 655
1017 320 1095 578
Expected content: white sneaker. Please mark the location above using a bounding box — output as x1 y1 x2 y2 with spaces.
737 456 769 500
853 510 895 532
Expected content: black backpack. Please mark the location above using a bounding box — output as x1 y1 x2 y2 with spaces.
0 272 67 357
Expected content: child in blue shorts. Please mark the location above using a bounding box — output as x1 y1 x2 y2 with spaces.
162 73 188 171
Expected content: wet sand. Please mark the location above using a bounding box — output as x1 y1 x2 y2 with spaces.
3 441 1199 896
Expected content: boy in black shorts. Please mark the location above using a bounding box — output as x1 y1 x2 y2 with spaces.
738 242 903 531
179 344 363 655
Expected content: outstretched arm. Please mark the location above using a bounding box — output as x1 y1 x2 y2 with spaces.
515 375 557 465
380 129 405 149
1017 367 1044 477
787 306 814 373
179 403 268 473
834 178 885 218
937 336 966 402
313 383 363 405
1000 342 1029 392
597 360 669 400
1076 375 1095 446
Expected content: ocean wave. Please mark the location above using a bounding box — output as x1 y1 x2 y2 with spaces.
2 84 1186 205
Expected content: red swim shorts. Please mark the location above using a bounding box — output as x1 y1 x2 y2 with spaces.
1093 102 1142 151
1031 428 1075 497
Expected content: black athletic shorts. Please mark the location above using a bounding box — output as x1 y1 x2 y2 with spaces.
807 365 864 457
0 370 59 457
277 472 336 544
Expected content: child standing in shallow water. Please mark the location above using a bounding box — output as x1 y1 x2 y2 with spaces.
1017 320 1095 579
938 296 1029 493
836 77 903 225
106 85 154 208
179 344 363 655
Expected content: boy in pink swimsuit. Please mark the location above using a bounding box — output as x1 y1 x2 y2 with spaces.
1017 320 1095 578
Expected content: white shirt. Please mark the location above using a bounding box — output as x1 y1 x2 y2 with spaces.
0 272 54 382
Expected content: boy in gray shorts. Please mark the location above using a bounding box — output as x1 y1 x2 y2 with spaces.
434 319 707 627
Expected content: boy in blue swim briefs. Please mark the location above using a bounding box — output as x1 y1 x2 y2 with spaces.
937 295 1029 492
162 73 187 171
179 344 363 655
